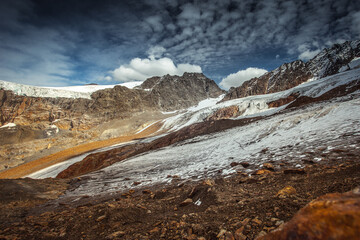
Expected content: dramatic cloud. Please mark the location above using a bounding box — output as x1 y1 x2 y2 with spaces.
219 68 268 90
111 55 202 82
0 0 359 86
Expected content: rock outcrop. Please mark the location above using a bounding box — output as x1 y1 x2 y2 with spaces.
222 40 360 101
0 72 223 144
258 189 360 240
140 72 225 110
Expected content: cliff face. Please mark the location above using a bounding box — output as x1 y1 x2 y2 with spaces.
0 72 223 144
222 40 360 101
141 73 224 110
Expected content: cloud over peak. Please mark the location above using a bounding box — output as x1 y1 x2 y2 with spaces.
111 48 202 82
219 68 268 90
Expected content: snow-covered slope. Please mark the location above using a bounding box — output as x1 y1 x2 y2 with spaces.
27 68 360 199
0 80 142 99
162 68 360 131
64 91 360 197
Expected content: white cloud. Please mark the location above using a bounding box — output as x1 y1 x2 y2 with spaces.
112 56 202 82
297 43 321 61
298 49 321 61
219 67 268 90
147 45 166 60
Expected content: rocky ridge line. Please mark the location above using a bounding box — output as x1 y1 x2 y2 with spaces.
222 40 360 101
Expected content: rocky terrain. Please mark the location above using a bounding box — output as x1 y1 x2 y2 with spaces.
0 73 223 171
0 41 360 239
222 40 360 101
0 157 359 239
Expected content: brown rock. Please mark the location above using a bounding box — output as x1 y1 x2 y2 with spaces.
142 189 152 194
267 93 299 108
149 227 160 234
258 190 360 240
240 162 250 168
218 229 235 240
276 186 297 198
106 231 125 239
96 215 106 222
206 105 240 121
179 198 193 207
203 179 215 186
230 162 240 167
234 227 246 240
263 163 275 171
253 169 273 175
252 218 262 225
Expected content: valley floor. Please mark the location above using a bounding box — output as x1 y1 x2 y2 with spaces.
0 120 163 179
0 155 359 240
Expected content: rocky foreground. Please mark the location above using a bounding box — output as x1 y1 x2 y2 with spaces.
0 153 359 240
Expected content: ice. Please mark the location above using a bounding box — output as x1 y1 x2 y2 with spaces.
63 96 360 197
0 80 142 99
162 68 360 131
349 57 360 69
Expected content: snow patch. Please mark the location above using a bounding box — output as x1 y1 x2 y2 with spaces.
0 123 16 128
0 80 142 99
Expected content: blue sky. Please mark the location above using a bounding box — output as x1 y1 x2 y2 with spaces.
0 0 359 89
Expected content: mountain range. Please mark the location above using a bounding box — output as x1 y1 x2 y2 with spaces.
0 40 360 240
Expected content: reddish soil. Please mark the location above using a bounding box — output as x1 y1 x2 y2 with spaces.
0 156 359 240
0 121 163 179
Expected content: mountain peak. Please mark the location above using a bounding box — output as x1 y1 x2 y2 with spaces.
222 40 360 101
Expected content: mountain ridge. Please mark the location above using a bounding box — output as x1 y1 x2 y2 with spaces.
222 40 360 101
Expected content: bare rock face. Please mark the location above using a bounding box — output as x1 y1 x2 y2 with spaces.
308 40 360 78
223 40 360 101
222 60 311 101
0 72 223 145
140 72 224 111
205 105 240 121
258 189 360 240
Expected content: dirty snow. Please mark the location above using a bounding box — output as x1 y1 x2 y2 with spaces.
25 68 360 197
26 141 135 179
64 95 360 197
162 68 360 132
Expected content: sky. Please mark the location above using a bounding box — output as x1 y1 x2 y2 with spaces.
0 0 359 89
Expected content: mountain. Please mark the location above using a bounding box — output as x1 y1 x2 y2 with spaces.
1 42 360 240
222 40 360 101
0 72 222 132
0 73 223 170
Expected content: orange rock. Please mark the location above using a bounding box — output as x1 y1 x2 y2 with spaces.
253 169 273 175
149 227 160 234
258 190 360 240
276 186 296 198
179 198 193 207
203 179 215 186
263 163 274 171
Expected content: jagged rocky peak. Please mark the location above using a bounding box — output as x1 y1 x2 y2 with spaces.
222 59 311 101
140 72 218 91
141 72 224 111
307 40 360 78
222 40 360 101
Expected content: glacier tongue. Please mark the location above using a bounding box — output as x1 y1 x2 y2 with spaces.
63 92 360 197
